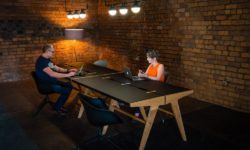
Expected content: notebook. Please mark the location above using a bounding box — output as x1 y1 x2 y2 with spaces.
124 68 144 81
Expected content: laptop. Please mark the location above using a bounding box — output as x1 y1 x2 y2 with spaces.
124 68 144 81
75 65 86 76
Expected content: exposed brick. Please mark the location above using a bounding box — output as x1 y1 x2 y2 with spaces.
0 0 250 112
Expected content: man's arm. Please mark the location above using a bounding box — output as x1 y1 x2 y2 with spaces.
53 65 68 73
43 67 75 78
54 65 78 73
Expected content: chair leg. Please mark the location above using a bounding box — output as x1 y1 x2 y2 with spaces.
101 135 122 150
33 95 50 117
77 128 122 150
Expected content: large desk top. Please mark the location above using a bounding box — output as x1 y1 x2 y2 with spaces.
72 75 164 106
72 73 193 107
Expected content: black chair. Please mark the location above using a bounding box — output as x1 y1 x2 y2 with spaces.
164 69 170 83
31 71 54 117
77 93 122 150
159 69 174 123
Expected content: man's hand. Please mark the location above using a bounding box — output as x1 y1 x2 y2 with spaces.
68 71 76 77
68 68 78 72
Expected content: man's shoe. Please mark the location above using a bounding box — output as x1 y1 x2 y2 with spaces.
54 109 68 116
59 107 68 113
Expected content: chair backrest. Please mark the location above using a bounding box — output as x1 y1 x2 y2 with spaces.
164 69 170 83
31 71 54 95
93 60 108 68
78 94 122 127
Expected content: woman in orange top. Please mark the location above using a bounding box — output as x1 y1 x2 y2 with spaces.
138 49 165 82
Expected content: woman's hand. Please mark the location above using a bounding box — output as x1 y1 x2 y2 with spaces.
138 69 147 77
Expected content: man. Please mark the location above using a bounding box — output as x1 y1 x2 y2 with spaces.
35 44 77 114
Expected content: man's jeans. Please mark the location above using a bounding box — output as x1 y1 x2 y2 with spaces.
51 81 73 111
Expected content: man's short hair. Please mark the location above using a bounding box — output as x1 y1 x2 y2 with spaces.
42 44 54 52
146 49 159 59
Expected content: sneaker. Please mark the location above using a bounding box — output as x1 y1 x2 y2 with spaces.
59 107 68 113
54 108 68 116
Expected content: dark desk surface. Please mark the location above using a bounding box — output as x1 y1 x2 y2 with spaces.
108 73 190 96
73 76 162 104
69 64 119 79
72 73 192 105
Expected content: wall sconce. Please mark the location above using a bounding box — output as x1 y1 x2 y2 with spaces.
65 0 88 19
106 0 142 16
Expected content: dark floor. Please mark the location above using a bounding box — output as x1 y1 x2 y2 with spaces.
0 80 249 150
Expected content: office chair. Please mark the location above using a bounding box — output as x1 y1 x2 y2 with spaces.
93 59 108 68
164 69 170 83
77 93 122 150
31 71 54 117
159 69 174 123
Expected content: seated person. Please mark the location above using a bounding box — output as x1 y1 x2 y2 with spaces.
138 49 165 82
35 44 77 114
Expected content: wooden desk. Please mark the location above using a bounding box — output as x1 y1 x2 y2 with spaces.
72 74 193 150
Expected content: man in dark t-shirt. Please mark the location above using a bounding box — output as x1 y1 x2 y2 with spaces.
35 44 77 113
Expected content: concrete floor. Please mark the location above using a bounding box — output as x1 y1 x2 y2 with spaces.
0 80 249 150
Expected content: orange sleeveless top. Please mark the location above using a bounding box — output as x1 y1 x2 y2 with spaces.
147 63 165 82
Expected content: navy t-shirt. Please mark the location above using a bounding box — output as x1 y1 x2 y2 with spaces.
35 56 57 84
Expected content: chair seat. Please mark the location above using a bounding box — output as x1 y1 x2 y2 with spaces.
31 71 55 116
78 93 122 150
78 94 122 127
93 60 108 68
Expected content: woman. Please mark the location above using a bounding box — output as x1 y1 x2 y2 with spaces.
138 49 165 82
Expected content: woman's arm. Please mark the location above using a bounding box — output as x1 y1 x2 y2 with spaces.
138 65 151 78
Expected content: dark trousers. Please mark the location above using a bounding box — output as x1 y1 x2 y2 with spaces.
51 81 73 111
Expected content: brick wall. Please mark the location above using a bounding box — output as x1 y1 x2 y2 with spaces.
96 0 250 112
0 0 249 112
0 0 99 82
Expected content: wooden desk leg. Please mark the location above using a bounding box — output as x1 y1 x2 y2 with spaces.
102 99 118 135
78 103 84 119
139 107 147 121
77 85 94 118
139 105 158 150
77 84 82 92
171 100 187 141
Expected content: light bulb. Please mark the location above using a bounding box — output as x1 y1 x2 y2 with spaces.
67 11 73 19
131 1 141 14
79 10 86 19
108 5 117 16
119 3 128 15
73 10 79 19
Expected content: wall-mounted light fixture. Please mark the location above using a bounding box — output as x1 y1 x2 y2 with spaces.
105 0 143 16
65 0 88 19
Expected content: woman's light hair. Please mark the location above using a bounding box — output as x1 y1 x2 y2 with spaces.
146 49 159 59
